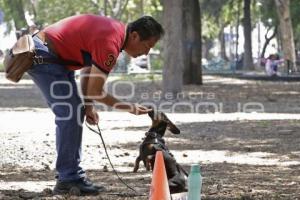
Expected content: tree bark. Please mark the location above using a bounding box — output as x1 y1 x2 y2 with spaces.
260 26 277 59
162 0 184 96
219 24 228 61
8 0 27 30
140 0 144 16
243 0 254 70
203 38 213 60
104 0 107 16
182 0 202 85
235 1 241 64
275 0 297 71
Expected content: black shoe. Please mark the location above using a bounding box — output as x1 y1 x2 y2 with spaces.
82 177 106 191
53 178 105 195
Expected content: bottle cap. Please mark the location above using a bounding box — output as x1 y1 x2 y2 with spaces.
190 164 200 173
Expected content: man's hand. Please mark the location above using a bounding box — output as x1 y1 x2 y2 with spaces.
85 105 99 125
130 103 152 115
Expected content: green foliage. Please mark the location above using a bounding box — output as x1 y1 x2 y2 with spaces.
34 0 99 26
0 0 163 30
258 0 300 50
149 40 163 70
201 15 219 40
150 55 163 70
34 0 163 25
221 0 242 26
290 0 300 49
255 0 300 49
122 0 163 22
200 0 227 51
201 0 243 41
0 62 3 72
0 0 28 32
258 0 278 27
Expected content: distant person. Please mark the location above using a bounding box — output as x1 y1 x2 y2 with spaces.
26 14 164 195
265 54 284 76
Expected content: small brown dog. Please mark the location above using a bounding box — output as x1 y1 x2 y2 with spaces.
133 110 187 193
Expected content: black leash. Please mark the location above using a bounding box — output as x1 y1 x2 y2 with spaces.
85 122 146 196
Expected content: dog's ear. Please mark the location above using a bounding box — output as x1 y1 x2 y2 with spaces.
149 110 181 134
159 112 180 134
167 122 180 134
148 109 155 119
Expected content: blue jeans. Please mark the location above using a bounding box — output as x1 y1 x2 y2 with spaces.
28 36 86 181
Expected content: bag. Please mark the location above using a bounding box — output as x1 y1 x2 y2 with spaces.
3 34 35 83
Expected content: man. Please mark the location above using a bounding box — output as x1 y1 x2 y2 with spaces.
27 14 164 195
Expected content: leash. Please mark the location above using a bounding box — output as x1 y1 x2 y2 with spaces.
85 121 146 196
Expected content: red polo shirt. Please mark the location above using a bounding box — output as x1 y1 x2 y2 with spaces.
44 14 126 74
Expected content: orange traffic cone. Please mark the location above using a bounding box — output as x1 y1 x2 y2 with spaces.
149 151 171 200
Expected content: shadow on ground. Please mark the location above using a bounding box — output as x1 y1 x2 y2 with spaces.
1 163 299 199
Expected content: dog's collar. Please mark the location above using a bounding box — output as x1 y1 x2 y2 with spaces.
145 131 162 138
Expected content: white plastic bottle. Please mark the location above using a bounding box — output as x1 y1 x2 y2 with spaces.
187 164 202 200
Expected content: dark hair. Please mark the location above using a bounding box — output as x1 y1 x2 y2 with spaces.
127 16 164 41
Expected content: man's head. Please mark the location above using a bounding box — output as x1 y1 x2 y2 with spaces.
124 16 164 58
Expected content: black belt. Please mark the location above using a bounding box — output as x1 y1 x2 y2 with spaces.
33 31 82 67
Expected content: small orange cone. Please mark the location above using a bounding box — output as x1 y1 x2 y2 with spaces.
149 151 171 200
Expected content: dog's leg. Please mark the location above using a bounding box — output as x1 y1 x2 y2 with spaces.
133 156 142 172
145 155 155 171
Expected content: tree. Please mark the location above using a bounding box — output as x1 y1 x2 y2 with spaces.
275 0 297 71
258 0 278 59
201 0 231 60
290 0 300 50
0 0 27 32
243 0 254 70
260 26 277 59
34 0 99 25
162 0 184 96
162 0 203 96
221 0 242 62
182 0 202 85
103 0 130 19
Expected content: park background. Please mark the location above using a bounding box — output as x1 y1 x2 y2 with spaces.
0 0 300 199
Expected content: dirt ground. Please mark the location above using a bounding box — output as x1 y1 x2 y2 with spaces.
1 74 300 199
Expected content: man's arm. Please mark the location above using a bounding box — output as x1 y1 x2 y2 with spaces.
84 65 151 114
80 67 93 107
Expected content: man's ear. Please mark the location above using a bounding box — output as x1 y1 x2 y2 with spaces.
130 31 139 41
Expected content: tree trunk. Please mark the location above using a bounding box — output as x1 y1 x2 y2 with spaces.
235 1 241 65
182 0 202 85
275 0 297 71
229 25 235 60
104 0 108 16
30 0 37 22
162 0 184 96
8 0 27 30
260 26 277 59
203 38 213 59
115 0 129 20
219 24 228 61
243 0 254 70
140 0 144 16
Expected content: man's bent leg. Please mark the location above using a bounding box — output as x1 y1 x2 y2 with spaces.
53 75 85 181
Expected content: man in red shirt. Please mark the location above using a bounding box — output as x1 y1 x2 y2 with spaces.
28 14 164 195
